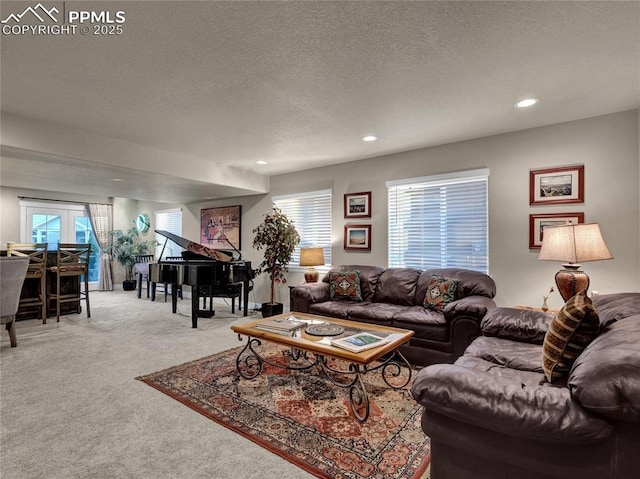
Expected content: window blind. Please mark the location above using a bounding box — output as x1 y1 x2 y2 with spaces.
387 170 489 273
155 208 182 259
273 190 332 268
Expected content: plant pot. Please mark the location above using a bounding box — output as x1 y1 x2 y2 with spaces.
122 280 137 291
261 302 284 318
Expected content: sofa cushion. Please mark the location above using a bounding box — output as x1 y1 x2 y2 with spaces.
309 301 350 319
411 363 612 443
481 307 554 344
328 270 362 301
464 336 544 373
373 268 421 306
322 265 384 301
542 291 600 383
568 314 640 422
591 292 640 327
423 276 459 312
345 302 405 323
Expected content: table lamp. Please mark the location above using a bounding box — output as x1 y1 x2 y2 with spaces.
299 247 325 283
538 223 613 301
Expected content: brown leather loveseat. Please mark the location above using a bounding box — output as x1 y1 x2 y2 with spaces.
411 292 640 479
290 265 497 366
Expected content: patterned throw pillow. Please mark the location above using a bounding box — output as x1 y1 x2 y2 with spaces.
423 276 459 312
542 291 600 383
329 271 363 301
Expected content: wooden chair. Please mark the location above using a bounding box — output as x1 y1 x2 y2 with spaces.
48 243 91 322
0 257 30 347
7 243 48 323
135 254 155 299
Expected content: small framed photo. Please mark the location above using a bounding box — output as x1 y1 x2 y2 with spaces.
529 212 585 249
344 224 371 251
530 165 584 205
344 191 372 218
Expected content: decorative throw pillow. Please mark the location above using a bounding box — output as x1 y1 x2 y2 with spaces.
329 271 363 301
423 276 459 312
542 290 600 383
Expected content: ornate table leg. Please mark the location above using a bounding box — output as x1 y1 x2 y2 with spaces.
235 336 263 379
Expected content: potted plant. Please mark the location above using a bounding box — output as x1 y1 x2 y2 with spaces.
110 227 157 291
252 206 300 317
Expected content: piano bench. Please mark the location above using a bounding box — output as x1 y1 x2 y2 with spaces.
199 284 243 314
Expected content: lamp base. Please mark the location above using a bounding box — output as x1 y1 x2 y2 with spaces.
555 264 589 302
304 268 319 283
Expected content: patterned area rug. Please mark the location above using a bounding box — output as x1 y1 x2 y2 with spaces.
137 342 430 479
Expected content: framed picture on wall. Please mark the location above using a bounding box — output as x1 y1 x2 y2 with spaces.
200 205 242 250
529 212 585 249
344 224 371 251
529 165 584 205
344 191 372 218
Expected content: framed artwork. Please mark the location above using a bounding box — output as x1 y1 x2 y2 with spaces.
344 191 372 218
344 224 371 251
529 212 585 249
530 165 584 205
200 205 242 250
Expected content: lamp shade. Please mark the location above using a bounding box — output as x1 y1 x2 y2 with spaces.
299 247 325 267
538 223 612 301
538 223 613 264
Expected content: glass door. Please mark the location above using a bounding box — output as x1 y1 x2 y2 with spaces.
21 201 100 285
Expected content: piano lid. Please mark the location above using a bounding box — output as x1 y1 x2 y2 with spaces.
155 230 233 262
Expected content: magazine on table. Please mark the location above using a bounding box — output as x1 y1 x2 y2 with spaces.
255 316 307 334
331 330 402 352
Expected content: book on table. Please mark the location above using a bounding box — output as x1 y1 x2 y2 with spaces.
255 316 307 334
331 331 402 352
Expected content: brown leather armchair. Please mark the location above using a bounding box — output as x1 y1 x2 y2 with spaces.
411 293 640 479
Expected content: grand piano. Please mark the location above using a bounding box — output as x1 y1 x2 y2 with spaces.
149 230 254 328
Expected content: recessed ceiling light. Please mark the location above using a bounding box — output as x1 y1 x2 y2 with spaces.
515 98 539 108
256 160 267 165
362 135 377 142
111 178 123 181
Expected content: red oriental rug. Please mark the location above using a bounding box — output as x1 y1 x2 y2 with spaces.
137 342 430 479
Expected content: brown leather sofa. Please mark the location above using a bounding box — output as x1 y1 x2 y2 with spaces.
411 292 640 479
290 265 497 366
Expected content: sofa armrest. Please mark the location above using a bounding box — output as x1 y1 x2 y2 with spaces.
480 307 553 344
443 295 496 321
411 364 612 443
290 282 330 313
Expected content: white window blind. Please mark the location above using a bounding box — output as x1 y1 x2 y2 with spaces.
387 169 489 273
155 208 182 259
273 190 332 268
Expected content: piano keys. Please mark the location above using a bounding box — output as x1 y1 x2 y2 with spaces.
150 230 255 327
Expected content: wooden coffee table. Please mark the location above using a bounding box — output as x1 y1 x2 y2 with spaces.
231 312 414 421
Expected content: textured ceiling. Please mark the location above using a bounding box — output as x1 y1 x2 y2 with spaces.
1 1 638 203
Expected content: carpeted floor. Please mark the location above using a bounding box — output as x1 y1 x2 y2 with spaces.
138 343 430 479
0 290 430 478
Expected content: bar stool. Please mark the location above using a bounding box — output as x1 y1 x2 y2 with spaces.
48 243 91 322
7 243 48 323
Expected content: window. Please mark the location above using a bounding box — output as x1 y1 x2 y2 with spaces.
273 190 332 269
387 169 489 273
155 208 182 259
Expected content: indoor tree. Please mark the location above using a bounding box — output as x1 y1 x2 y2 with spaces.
252 206 300 316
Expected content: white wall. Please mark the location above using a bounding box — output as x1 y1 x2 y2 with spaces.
2 110 638 308
186 110 640 310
